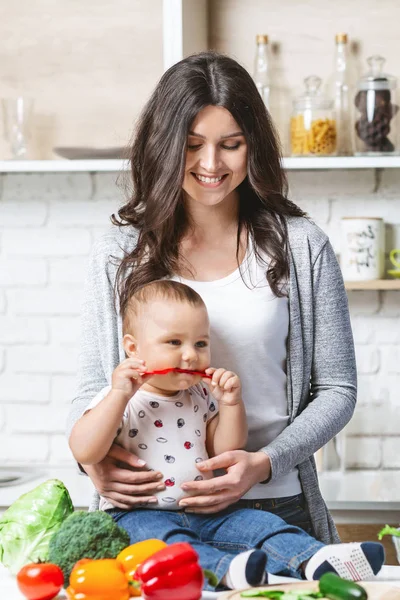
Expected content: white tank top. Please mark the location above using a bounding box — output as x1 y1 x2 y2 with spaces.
173 242 301 499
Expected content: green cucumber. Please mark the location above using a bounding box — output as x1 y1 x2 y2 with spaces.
319 573 368 600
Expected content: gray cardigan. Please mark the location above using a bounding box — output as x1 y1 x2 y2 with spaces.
66 216 357 544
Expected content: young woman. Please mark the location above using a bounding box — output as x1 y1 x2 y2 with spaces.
67 51 357 547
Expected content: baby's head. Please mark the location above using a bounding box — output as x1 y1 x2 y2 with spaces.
121 280 210 393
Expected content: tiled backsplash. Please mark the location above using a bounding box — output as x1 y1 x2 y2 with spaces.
0 171 399 478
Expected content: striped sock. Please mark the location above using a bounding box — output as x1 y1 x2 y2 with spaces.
223 549 267 589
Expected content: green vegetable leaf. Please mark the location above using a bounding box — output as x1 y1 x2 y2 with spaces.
241 591 285 598
0 479 73 575
240 590 321 599
378 524 400 540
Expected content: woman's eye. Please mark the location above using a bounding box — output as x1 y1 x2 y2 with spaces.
168 340 181 346
195 341 208 348
187 142 241 151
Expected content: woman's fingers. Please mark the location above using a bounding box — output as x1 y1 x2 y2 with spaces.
181 472 232 495
106 463 165 486
103 478 165 495
107 443 148 468
181 494 225 508
92 464 166 497
102 492 158 509
110 468 163 485
195 451 238 473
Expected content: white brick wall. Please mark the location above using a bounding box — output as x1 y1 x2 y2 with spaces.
0 170 399 480
0 172 124 466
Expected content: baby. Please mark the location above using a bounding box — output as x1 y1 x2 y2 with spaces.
69 279 247 510
69 280 385 591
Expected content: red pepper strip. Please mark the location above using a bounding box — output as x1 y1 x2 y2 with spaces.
146 367 212 378
135 542 204 600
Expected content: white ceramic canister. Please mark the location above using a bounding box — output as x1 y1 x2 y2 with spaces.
340 217 385 281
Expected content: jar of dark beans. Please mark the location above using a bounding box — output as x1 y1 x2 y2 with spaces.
354 55 399 155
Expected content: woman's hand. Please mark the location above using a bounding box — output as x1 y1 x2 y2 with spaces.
82 443 165 509
178 450 271 513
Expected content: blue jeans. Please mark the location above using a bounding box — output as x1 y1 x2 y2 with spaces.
235 493 315 536
108 495 323 591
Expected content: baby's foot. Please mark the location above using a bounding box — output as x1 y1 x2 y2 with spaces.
305 542 385 581
224 549 267 589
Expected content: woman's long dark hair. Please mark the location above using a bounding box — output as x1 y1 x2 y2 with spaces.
112 51 306 315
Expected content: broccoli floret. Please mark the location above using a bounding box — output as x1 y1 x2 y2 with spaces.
48 510 130 587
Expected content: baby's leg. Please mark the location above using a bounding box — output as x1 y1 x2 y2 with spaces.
190 507 384 581
109 508 266 591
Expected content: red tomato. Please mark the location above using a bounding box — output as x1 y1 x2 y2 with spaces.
17 563 64 600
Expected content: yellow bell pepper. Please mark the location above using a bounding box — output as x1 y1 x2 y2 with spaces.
117 539 167 597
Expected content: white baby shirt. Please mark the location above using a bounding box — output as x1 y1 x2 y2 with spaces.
86 383 219 511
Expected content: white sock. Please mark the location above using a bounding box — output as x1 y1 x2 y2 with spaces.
223 549 267 589
305 542 385 581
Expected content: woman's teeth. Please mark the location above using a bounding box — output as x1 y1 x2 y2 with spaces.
195 174 224 183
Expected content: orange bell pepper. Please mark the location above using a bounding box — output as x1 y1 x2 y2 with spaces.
66 558 130 600
117 539 167 597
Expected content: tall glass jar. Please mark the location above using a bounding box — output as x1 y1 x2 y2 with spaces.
290 75 337 156
332 33 352 155
353 55 399 155
253 34 271 110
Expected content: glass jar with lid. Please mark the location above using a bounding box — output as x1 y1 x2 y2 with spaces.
290 75 337 156
353 55 399 155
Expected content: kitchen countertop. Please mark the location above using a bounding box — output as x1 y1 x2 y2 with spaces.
0 563 218 599
1 467 399 598
1 564 400 600
1 467 400 514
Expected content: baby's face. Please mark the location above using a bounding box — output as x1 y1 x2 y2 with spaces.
132 299 211 393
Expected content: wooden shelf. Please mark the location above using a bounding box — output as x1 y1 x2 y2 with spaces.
283 155 400 170
344 280 400 290
2 156 400 173
0 159 128 173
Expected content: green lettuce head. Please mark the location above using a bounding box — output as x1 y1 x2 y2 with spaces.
0 479 74 574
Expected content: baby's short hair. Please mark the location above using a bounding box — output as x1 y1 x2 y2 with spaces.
122 280 206 334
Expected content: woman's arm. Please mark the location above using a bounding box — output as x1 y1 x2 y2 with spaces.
66 234 122 441
66 231 165 508
260 239 357 481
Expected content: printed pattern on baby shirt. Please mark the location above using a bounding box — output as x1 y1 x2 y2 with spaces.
87 383 218 511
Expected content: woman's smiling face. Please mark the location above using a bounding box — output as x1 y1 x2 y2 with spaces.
182 105 248 208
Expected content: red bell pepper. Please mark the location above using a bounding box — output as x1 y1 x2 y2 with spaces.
146 368 212 378
135 542 204 600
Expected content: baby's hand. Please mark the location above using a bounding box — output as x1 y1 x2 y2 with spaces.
111 358 148 399
204 367 242 406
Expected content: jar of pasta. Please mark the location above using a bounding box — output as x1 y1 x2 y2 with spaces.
290 75 337 156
